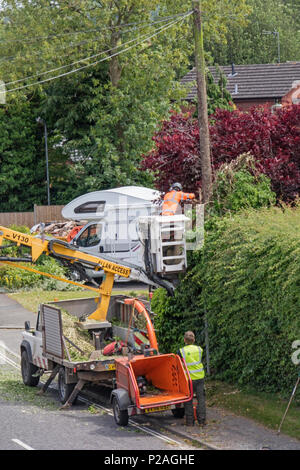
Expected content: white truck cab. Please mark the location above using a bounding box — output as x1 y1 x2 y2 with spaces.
20 309 48 386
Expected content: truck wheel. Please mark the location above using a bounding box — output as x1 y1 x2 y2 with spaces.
112 397 129 426
21 350 39 387
171 407 185 419
58 367 76 405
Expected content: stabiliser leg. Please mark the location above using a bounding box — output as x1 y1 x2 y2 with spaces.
36 364 60 396
60 379 86 410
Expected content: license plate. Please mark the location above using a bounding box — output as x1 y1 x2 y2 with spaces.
106 364 116 370
145 405 170 414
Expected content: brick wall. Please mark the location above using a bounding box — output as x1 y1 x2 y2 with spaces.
234 98 276 112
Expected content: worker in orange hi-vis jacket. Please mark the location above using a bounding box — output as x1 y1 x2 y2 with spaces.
67 225 83 243
162 183 195 216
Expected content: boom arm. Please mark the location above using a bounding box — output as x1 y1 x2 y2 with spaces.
0 225 132 322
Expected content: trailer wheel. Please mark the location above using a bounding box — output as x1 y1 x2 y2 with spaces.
112 397 129 426
21 350 39 387
58 367 76 405
171 407 185 419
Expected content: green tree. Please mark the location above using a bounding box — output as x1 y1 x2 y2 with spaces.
205 0 300 65
0 96 45 210
0 0 250 208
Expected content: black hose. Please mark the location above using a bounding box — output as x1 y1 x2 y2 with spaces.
143 233 174 297
0 257 32 262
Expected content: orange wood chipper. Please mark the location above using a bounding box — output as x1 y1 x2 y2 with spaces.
110 299 193 426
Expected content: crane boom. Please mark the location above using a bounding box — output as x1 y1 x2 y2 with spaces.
0 225 132 322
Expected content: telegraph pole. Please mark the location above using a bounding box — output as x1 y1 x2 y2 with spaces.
193 0 212 204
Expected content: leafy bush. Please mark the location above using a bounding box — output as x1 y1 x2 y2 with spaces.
0 255 80 291
152 206 300 394
7 225 30 234
209 153 276 217
141 105 300 202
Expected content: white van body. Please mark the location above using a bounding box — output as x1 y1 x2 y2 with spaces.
61 186 161 280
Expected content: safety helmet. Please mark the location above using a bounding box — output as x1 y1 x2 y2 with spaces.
170 182 182 191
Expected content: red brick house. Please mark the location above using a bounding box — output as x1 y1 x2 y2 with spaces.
181 62 300 111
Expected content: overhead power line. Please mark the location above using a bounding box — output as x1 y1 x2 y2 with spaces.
0 11 192 44
0 13 191 66
4 22 176 86
3 12 192 94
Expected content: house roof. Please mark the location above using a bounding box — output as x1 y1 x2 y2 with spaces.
181 62 300 101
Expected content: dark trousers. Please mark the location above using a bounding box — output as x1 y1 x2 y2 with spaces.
185 378 206 424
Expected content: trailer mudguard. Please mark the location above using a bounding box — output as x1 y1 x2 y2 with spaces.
20 340 33 363
111 388 131 411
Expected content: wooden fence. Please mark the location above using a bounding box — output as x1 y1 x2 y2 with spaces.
0 205 65 228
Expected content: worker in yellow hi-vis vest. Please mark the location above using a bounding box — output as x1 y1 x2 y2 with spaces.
178 331 206 427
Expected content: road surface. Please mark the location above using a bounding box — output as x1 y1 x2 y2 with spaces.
0 294 198 452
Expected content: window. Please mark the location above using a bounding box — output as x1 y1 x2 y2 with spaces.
74 201 105 214
76 223 102 247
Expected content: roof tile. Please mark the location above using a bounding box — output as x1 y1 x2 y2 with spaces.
182 62 300 100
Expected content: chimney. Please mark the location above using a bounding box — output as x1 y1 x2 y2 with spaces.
232 83 239 95
228 63 238 78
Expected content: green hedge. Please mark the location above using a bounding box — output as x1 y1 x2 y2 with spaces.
152 206 300 394
0 255 79 291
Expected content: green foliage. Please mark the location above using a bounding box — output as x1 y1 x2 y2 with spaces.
192 68 234 116
0 255 80 291
212 170 275 214
205 0 300 64
152 206 300 394
203 207 300 393
0 0 250 209
7 225 30 234
208 153 276 218
0 97 45 211
152 278 206 355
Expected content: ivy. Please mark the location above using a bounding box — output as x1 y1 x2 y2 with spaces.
151 177 300 395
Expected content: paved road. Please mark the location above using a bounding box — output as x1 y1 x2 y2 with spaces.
0 356 195 452
0 294 37 355
0 381 186 451
1 293 299 451
0 294 197 452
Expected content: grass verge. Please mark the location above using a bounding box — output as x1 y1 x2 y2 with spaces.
8 288 148 313
0 368 58 410
206 379 300 441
